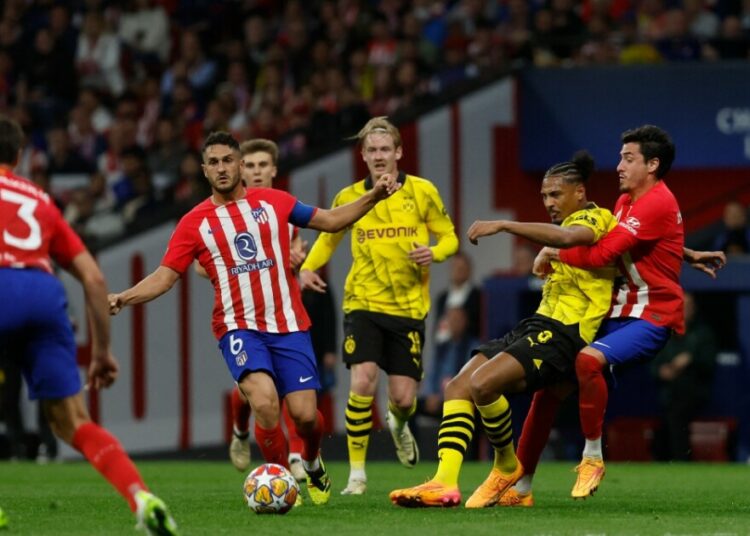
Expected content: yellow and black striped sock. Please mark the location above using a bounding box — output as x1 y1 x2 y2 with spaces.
434 399 475 487
477 396 518 474
387 398 417 433
345 392 374 473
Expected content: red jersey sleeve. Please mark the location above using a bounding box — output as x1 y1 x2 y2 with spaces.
161 215 198 274
559 188 671 268
48 206 86 268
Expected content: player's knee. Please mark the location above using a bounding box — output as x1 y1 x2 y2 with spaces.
468 372 496 404
444 375 470 400
575 351 603 381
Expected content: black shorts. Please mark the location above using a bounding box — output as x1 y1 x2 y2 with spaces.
475 315 586 392
342 310 425 381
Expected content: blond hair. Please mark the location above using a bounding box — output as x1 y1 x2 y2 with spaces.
239 138 279 165
355 116 402 149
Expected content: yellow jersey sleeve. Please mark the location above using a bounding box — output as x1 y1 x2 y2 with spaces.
536 204 617 343
422 181 459 263
300 189 348 273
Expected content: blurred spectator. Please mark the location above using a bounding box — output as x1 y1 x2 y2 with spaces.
712 200 750 254
148 116 187 188
118 0 171 70
173 150 210 206
651 293 717 461
75 11 125 97
46 126 95 176
434 251 482 343
655 9 701 61
684 0 721 40
160 29 217 102
20 27 78 121
703 16 750 60
420 306 479 419
65 187 125 248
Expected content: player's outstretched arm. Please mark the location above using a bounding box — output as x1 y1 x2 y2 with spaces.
307 173 400 232
683 247 726 279
468 220 595 247
67 251 119 390
108 265 181 315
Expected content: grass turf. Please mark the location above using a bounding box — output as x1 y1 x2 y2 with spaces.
1 460 748 535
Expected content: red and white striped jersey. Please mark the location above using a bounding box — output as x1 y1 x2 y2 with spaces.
0 167 85 273
162 188 312 339
559 180 685 333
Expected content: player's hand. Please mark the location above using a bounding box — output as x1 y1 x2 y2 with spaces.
299 269 327 293
408 242 434 266
86 351 120 390
467 220 504 245
372 172 401 200
685 249 726 279
108 293 124 315
532 247 555 278
290 240 308 270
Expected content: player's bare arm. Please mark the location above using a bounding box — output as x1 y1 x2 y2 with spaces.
194 260 209 279
67 250 119 390
468 220 595 247
307 172 400 232
108 265 181 315
532 246 561 278
290 236 307 269
299 269 327 293
683 247 726 279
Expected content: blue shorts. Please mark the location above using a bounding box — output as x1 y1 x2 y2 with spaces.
218 329 320 398
591 318 671 366
0 268 81 400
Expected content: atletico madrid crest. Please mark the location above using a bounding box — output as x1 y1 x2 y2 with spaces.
252 207 269 224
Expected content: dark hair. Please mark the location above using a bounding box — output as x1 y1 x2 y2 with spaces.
202 131 239 157
621 125 675 178
544 150 595 185
0 115 24 165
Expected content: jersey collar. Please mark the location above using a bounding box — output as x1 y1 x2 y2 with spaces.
364 170 406 190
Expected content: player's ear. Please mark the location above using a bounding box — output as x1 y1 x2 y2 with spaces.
395 145 403 161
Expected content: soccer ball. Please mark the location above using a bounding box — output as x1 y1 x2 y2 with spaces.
243 463 300 514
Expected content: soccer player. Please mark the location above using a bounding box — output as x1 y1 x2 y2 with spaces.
506 125 726 503
299 117 459 495
224 138 308 482
0 116 178 535
390 151 616 508
108 131 400 506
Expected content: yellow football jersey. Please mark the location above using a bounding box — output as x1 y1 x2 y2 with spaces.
301 172 458 320
536 203 617 343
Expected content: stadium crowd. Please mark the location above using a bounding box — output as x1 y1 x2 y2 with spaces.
1 0 749 249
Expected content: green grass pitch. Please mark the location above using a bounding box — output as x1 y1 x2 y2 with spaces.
1 460 748 535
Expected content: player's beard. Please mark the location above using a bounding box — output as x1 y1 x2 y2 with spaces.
212 174 241 194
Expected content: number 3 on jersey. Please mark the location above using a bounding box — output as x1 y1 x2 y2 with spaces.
1 189 41 250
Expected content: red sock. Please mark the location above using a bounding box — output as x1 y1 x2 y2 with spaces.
254 422 289 468
576 352 608 440
517 388 561 474
282 403 304 456
72 422 146 512
298 410 324 463
231 386 251 434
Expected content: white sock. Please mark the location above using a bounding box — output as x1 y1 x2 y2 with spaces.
583 437 603 459
514 474 534 495
303 456 321 473
388 409 405 434
233 427 249 439
289 453 302 463
348 468 366 482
